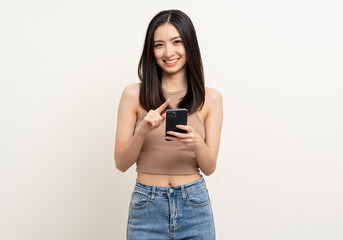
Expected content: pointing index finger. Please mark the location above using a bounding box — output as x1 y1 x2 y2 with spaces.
155 98 170 114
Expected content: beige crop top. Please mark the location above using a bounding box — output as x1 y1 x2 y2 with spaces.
134 88 205 175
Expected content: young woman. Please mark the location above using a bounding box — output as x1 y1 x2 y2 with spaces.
115 9 223 239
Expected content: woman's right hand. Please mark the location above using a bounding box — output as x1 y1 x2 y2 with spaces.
137 98 170 136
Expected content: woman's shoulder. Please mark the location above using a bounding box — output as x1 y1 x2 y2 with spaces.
121 83 145 120
204 86 223 107
120 83 141 111
198 87 222 124
122 83 141 97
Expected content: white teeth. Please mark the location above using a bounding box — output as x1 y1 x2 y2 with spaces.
165 59 178 64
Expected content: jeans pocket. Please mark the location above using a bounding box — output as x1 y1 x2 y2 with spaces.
186 187 211 207
129 191 151 210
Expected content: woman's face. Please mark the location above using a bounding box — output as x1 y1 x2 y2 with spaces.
153 23 187 75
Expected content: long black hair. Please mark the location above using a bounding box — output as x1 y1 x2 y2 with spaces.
138 9 205 114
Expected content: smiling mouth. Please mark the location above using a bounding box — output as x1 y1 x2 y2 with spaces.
163 58 180 64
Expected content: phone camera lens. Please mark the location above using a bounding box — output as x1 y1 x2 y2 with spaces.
167 111 176 119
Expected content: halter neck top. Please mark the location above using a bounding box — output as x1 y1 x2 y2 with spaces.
134 88 205 175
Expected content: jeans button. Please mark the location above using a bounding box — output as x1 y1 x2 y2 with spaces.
169 189 174 193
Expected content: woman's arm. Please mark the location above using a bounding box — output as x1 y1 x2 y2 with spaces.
195 88 223 175
165 87 223 175
114 84 170 172
114 84 145 172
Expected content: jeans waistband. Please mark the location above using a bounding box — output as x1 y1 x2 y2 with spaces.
134 176 206 198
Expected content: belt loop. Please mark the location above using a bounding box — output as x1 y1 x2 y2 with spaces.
150 186 156 200
181 185 186 200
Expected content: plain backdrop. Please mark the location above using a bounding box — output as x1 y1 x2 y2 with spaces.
1 0 343 239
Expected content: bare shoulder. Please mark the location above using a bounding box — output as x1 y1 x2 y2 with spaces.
121 83 140 107
120 82 145 122
122 83 140 99
204 86 223 111
205 87 222 103
198 87 222 125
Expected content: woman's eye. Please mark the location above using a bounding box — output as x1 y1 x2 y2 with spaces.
154 44 163 48
174 40 182 44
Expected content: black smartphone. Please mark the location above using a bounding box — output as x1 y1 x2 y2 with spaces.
165 109 188 141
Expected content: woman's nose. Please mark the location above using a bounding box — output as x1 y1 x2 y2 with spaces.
164 44 174 58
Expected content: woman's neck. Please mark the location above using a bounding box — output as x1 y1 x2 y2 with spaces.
161 70 187 92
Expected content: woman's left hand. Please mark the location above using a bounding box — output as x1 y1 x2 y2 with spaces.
165 125 202 150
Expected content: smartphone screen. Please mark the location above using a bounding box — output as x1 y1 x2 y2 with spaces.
165 109 188 141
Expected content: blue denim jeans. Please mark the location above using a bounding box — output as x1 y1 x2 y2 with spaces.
126 177 215 240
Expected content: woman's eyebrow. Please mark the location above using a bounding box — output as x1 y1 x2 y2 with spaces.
153 36 181 43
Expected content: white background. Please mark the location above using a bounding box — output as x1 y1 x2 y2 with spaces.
1 0 343 239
